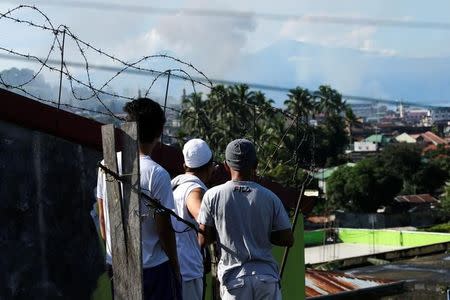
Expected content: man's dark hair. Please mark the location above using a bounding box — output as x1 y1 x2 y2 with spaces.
123 98 166 143
184 157 214 173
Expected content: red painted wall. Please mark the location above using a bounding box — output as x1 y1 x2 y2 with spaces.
0 88 315 213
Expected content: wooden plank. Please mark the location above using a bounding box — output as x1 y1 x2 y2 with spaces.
101 124 128 300
120 122 143 299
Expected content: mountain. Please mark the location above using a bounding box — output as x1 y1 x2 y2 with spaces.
227 40 450 105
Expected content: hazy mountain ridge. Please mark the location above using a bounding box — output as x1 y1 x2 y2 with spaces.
228 40 450 104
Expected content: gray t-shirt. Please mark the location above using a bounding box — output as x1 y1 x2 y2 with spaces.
197 180 292 284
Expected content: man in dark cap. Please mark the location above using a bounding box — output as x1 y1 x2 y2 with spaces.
197 138 294 300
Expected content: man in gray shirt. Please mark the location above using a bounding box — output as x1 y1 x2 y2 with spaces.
198 139 294 300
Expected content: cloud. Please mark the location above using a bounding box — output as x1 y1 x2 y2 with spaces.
275 18 399 95
112 0 256 78
113 29 164 61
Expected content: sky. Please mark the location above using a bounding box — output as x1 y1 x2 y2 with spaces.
1 0 450 106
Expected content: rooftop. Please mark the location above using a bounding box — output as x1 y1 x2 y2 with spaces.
421 131 448 145
394 194 439 204
365 134 392 144
305 269 401 299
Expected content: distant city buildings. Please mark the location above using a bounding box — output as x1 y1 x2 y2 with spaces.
349 102 450 142
430 107 450 125
404 109 429 126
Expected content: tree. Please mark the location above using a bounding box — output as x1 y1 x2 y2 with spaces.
180 92 211 138
284 87 314 123
315 114 348 167
380 144 422 185
178 83 352 187
314 85 346 117
344 106 361 145
410 164 448 194
326 158 402 212
282 87 315 175
441 182 450 216
379 143 450 195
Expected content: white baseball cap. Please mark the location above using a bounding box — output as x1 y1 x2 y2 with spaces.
183 138 213 168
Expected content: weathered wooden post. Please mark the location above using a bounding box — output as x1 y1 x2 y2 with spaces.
101 122 143 300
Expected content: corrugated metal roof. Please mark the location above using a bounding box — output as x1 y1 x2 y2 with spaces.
394 194 438 204
365 134 392 144
312 163 355 180
306 269 397 298
421 131 447 145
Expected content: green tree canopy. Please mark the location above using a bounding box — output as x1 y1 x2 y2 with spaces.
179 84 352 187
326 143 449 212
326 158 402 212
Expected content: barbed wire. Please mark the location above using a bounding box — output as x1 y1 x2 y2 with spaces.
0 5 303 119
0 4 319 189
0 6 211 108
2 5 445 108
0 5 325 293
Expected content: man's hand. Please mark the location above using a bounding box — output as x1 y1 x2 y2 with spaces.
198 224 216 248
97 198 106 241
270 229 294 247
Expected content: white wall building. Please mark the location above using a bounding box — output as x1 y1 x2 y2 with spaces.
404 109 430 125
354 141 378 152
431 107 450 124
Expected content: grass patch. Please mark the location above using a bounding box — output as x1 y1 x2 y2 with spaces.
91 272 112 300
422 222 450 233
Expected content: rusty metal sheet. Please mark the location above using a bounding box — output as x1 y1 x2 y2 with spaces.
306 269 396 298
394 194 438 203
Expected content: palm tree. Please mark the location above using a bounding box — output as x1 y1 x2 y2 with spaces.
284 87 314 124
344 106 361 144
228 84 254 131
314 85 346 117
207 85 233 130
248 91 276 142
180 92 210 138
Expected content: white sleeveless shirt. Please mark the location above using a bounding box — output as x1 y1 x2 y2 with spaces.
171 174 207 281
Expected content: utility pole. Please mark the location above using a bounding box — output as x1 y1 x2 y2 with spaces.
101 123 143 300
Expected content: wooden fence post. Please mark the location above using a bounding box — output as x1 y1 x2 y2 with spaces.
101 122 143 300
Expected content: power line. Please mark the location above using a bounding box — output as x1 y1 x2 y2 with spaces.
0 52 443 108
3 0 450 30
0 5 448 108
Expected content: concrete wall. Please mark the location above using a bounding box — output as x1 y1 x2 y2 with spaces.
354 141 378 152
334 211 442 229
339 228 450 247
304 230 326 246
0 120 104 299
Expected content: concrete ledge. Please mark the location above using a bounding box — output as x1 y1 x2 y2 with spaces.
312 242 450 269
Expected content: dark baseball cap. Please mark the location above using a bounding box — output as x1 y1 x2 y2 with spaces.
225 139 257 171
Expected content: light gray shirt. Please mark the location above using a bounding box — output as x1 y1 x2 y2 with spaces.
197 180 292 284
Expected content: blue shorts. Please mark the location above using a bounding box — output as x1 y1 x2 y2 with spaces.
107 261 182 300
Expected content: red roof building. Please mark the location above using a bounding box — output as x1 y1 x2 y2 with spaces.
394 194 439 204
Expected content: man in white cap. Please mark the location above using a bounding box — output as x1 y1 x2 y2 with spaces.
198 138 294 300
171 138 215 300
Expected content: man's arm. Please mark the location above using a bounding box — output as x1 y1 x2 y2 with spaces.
155 212 180 279
97 198 106 241
186 188 204 221
198 224 216 248
270 229 294 247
